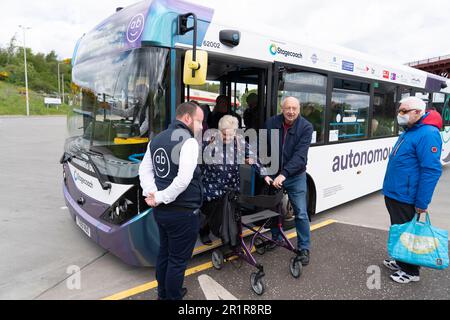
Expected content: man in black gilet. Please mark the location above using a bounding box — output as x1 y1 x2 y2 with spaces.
139 102 204 300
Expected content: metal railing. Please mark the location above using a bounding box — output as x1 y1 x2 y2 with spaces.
406 54 450 67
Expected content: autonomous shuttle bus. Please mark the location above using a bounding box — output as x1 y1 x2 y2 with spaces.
61 0 450 266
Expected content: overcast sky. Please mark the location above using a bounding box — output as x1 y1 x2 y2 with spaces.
1 0 449 64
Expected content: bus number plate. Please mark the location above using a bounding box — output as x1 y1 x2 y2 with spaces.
76 216 91 238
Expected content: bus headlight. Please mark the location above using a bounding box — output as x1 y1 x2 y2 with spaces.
115 199 133 217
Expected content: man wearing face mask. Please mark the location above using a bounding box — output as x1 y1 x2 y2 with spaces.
382 96 443 284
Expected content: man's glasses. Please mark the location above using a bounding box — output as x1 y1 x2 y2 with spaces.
397 109 419 115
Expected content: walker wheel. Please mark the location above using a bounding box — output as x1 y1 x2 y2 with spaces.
290 256 303 279
250 272 265 296
212 250 224 270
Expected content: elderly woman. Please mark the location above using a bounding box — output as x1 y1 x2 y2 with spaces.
199 115 266 245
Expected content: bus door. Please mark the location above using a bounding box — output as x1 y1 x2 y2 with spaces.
218 69 269 198
180 52 271 198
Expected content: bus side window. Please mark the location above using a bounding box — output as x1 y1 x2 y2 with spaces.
372 82 396 138
329 78 370 142
431 92 446 116
278 70 327 144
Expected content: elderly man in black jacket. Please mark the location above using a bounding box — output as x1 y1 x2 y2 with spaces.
264 96 313 266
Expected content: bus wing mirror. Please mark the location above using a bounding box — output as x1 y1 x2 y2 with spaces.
183 50 208 86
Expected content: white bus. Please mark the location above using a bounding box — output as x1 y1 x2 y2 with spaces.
62 0 450 267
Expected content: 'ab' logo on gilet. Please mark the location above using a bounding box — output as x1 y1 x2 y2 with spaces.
153 148 170 178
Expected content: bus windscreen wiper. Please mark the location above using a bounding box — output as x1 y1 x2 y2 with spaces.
85 152 112 190
64 149 112 191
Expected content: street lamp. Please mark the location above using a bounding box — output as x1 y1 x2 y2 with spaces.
58 59 71 103
58 62 61 99
61 73 65 104
18 25 31 116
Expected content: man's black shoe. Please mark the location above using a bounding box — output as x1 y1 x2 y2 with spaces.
200 233 212 245
298 249 310 266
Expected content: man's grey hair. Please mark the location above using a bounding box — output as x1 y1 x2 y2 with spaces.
281 96 301 108
399 96 427 114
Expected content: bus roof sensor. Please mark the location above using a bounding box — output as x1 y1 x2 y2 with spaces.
220 30 241 47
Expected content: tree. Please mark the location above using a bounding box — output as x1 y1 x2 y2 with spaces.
7 35 18 57
45 50 58 63
194 82 220 93
0 48 8 67
0 38 71 95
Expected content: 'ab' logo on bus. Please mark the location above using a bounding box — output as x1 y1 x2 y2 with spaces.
153 148 170 178
127 14 145 43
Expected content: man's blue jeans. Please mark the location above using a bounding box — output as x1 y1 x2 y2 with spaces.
272 172 311 251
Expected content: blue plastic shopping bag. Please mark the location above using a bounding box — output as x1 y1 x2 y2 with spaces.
388 214 449 270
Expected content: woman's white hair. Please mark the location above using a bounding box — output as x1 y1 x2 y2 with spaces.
399 96 427 114
218 115 239 131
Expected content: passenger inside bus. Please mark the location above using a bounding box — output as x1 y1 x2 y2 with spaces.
190 101 211 131
243 93 259 130
134 83 151 137
207 95 242 129
371 118 392 137
302 102 323 142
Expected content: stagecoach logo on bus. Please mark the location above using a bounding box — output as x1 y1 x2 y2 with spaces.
269 44 303 59
126 13 145 44
153 148 170 178
73 170 94 189
311 54 318 64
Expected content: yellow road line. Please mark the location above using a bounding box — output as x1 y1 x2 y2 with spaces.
102 219 337 300
104 281 159 301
